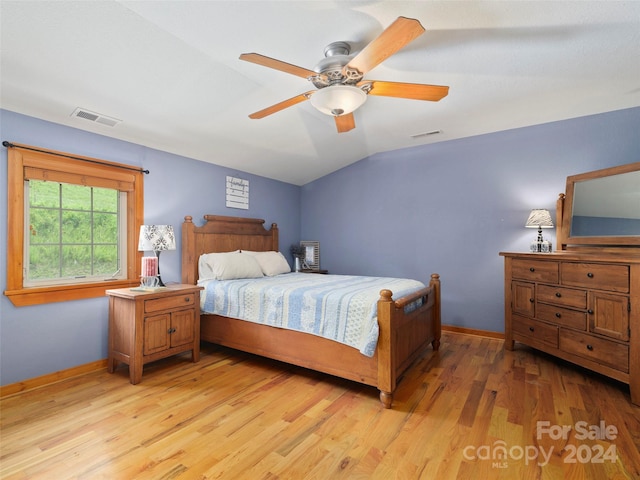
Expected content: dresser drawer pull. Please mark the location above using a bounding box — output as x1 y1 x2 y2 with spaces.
555 292 562 298
529 267 535 272
168 327 176 334
588 309 594 315
587 272 594 278
586 344 593 351
529 298 534 303
184 297 190 302
529 327 535 332
555 313 562 318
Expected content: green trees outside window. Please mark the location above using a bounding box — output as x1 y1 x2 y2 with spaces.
27 180 122 283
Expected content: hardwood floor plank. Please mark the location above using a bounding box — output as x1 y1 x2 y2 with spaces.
2 333 639 479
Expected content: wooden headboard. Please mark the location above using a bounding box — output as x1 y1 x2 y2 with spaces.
181 215 279 285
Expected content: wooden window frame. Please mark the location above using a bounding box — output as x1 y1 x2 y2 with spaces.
4 144 144 306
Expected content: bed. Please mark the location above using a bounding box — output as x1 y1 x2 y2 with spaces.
181 214 441 408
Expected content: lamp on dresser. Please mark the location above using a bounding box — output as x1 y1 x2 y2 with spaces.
138 225 176 286
525 209 554 252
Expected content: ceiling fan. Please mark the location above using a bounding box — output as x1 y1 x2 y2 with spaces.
240 16 449 133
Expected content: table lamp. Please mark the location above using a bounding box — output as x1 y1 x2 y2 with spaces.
138 225 176 286
525 209 554 252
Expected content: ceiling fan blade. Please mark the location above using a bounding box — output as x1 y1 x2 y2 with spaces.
248 92 313 119
360 80 449 101
240 53 316 79
343 17 425 77
335 113 356 133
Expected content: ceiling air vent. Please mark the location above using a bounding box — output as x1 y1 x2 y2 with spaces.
410 129 442 139
71 108 121 127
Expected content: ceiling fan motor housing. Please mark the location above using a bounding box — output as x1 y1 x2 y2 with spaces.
311 41 363 88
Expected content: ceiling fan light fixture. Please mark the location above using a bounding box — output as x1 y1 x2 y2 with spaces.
309 85 367 116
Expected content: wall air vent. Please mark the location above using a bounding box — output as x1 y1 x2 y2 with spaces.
71 108 121 127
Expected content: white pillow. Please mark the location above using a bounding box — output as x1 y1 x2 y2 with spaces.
242 250 292 276
198 251 263 281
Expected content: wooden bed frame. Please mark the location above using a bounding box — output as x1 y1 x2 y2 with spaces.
181 214 441 408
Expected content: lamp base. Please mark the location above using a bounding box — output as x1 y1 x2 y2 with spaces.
156 250 166 286
530 239 553 253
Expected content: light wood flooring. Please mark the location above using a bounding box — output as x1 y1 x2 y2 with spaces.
1 332 639 479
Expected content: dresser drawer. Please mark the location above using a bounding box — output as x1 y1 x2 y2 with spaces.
536 303 586 331
561 263 629 293
145 293 195 313
512 314 558 347
559 330 629 372
537 284 586 309
512 259 559 283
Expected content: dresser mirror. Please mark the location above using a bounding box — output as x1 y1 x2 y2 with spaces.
558 161 640 248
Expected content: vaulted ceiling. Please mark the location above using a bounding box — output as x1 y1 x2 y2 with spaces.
1 1 639 185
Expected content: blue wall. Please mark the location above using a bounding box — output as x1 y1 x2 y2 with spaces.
0 109 301 385
2 107 639 386
300 107 640 332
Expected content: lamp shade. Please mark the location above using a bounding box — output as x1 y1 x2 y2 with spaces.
525 209 554 229
138 225 176 252
309 85 367 116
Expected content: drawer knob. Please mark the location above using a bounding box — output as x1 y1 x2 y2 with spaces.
529 298 534 303
587 272 594 278
555 292 562 298
555 313 561 318
588 309 594 315
184 297 190 302
168 327 176 334
529 267 535 272
529 327 534 332
586 344 593 351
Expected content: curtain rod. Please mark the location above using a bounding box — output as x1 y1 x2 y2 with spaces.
2 141 150 174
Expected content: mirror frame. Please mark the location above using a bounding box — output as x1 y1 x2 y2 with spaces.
557 161 640 249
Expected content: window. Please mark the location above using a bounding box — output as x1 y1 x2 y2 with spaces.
25 180 127 286
5 143 144 306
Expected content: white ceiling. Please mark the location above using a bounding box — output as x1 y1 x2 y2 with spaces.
1 1 639 186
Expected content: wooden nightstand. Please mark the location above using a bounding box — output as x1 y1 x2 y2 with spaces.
106 284 204 384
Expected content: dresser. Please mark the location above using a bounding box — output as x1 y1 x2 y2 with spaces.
106 284 204 384
500 251 640 405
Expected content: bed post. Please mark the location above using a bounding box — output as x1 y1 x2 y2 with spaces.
430 273 441 351
377 289 396 408
270 223 279 251
182 216 196 285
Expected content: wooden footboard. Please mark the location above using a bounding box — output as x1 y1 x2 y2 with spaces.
376 273 441 407
183 214 441 408
200 315 379 387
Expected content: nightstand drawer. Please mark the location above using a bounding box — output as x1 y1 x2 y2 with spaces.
559 330 628 372
561 263 629 293
145 293 195 313
512 259 559 283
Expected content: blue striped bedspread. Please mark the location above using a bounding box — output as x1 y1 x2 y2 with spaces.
199 273 426 357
